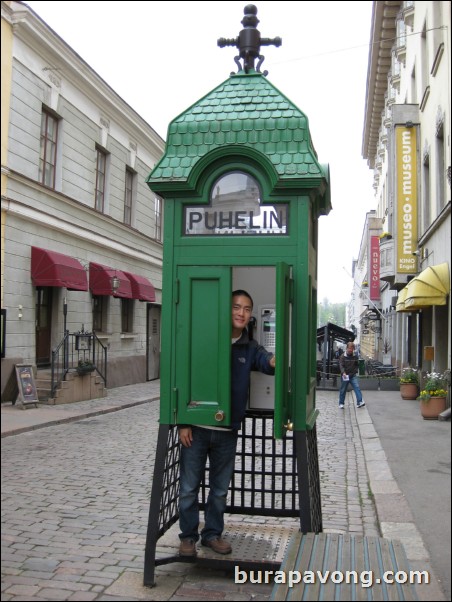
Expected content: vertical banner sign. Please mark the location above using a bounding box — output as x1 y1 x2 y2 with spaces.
396 126 417 274
370 236 380 300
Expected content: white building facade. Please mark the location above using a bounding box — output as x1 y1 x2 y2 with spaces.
358 0 450 375
1 1 165 397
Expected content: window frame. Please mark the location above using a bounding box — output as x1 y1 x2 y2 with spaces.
39 109 59 188
121 298 134 333
92 295 106 332
95 147 107 212
154 196 163 241
124 168 135 226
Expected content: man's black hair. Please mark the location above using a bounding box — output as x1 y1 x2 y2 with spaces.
232 289 254 307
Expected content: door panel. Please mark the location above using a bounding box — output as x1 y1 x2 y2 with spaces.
147 304 161 380
175 266 231 426
274 262 292 439
35 287 52 366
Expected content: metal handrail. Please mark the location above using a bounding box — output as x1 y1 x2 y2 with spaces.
51 330 107 397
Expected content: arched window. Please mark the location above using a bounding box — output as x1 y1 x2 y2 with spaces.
184 171 288 236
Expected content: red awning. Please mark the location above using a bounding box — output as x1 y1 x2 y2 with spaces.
123 271 156 302
31 247 88 291
89 262 133 298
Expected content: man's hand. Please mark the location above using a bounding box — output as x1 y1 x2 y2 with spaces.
269 355 276 369
178 426 193 447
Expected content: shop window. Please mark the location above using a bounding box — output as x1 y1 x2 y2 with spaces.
121 298 134 333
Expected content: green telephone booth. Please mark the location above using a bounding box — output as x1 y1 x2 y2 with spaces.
144 5 331 586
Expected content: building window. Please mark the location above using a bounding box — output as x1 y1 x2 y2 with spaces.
124 169 135 226
410 66 417 104
95 148 107 212
436 121 445 213
420 24 429 101
39 110 58 188
92 296 106 332
422 151 430 230
154 196 162 241
121 299 134 333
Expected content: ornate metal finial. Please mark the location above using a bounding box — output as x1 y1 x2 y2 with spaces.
218 4 282 75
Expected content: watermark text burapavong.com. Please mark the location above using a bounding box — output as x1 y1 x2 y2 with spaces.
234 566 430 588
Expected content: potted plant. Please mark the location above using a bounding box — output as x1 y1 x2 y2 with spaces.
418 371 448 419
399 367 419 400
76 358 95 376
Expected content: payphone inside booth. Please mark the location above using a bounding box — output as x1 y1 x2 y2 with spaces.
249 305 277 410
233 267 279 411
143 4 331 588
259 307 277 350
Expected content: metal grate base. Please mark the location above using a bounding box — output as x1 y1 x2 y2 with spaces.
155 521 299 569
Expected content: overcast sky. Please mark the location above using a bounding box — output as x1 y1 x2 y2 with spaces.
26 0 375 304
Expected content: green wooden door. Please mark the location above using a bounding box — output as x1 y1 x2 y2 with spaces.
175 266 232 426
274 262 292 439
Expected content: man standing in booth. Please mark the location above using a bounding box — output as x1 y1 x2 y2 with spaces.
177 290 276 557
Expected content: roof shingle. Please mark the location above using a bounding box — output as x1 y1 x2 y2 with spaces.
148 71 323 185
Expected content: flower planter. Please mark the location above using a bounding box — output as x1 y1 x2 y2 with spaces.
420 396 447 420
76 366 95 376
400 383 419 400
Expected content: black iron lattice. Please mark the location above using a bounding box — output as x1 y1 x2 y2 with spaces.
307 426 323 532
152 413 322 534
156 425 180 537
144 414 322 586
214 411 298 516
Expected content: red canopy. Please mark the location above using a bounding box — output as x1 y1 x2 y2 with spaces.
89 262 132 298
31 247 88 291
123 272 156 302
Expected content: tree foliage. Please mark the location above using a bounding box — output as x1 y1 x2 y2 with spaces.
317 299 346 328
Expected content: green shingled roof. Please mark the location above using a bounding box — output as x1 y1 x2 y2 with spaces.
148 71 324 186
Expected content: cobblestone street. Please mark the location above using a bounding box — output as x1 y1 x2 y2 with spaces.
0 391 403 600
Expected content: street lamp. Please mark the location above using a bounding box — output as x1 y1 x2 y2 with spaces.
111 274 120 293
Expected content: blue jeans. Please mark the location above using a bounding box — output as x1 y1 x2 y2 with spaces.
339 375 363 405
179 426 238 543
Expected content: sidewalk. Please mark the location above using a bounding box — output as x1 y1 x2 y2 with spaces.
1 382 448 600
1 380 161 438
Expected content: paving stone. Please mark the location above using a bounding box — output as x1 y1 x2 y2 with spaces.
2 386 441 601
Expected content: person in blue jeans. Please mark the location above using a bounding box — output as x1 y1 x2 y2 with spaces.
177 290 275 557
338 341 365 409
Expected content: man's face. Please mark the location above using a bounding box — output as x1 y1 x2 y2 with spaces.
232 295 253 335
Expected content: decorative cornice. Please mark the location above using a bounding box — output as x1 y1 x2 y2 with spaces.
2 169 163 266
362 1 402 168
2 195 163 268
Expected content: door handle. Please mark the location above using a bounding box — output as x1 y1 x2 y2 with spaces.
214 410 225 422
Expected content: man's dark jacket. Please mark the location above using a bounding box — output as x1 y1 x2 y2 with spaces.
339 350 359 377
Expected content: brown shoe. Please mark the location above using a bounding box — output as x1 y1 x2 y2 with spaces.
179 538 197 557
201 537 232 555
